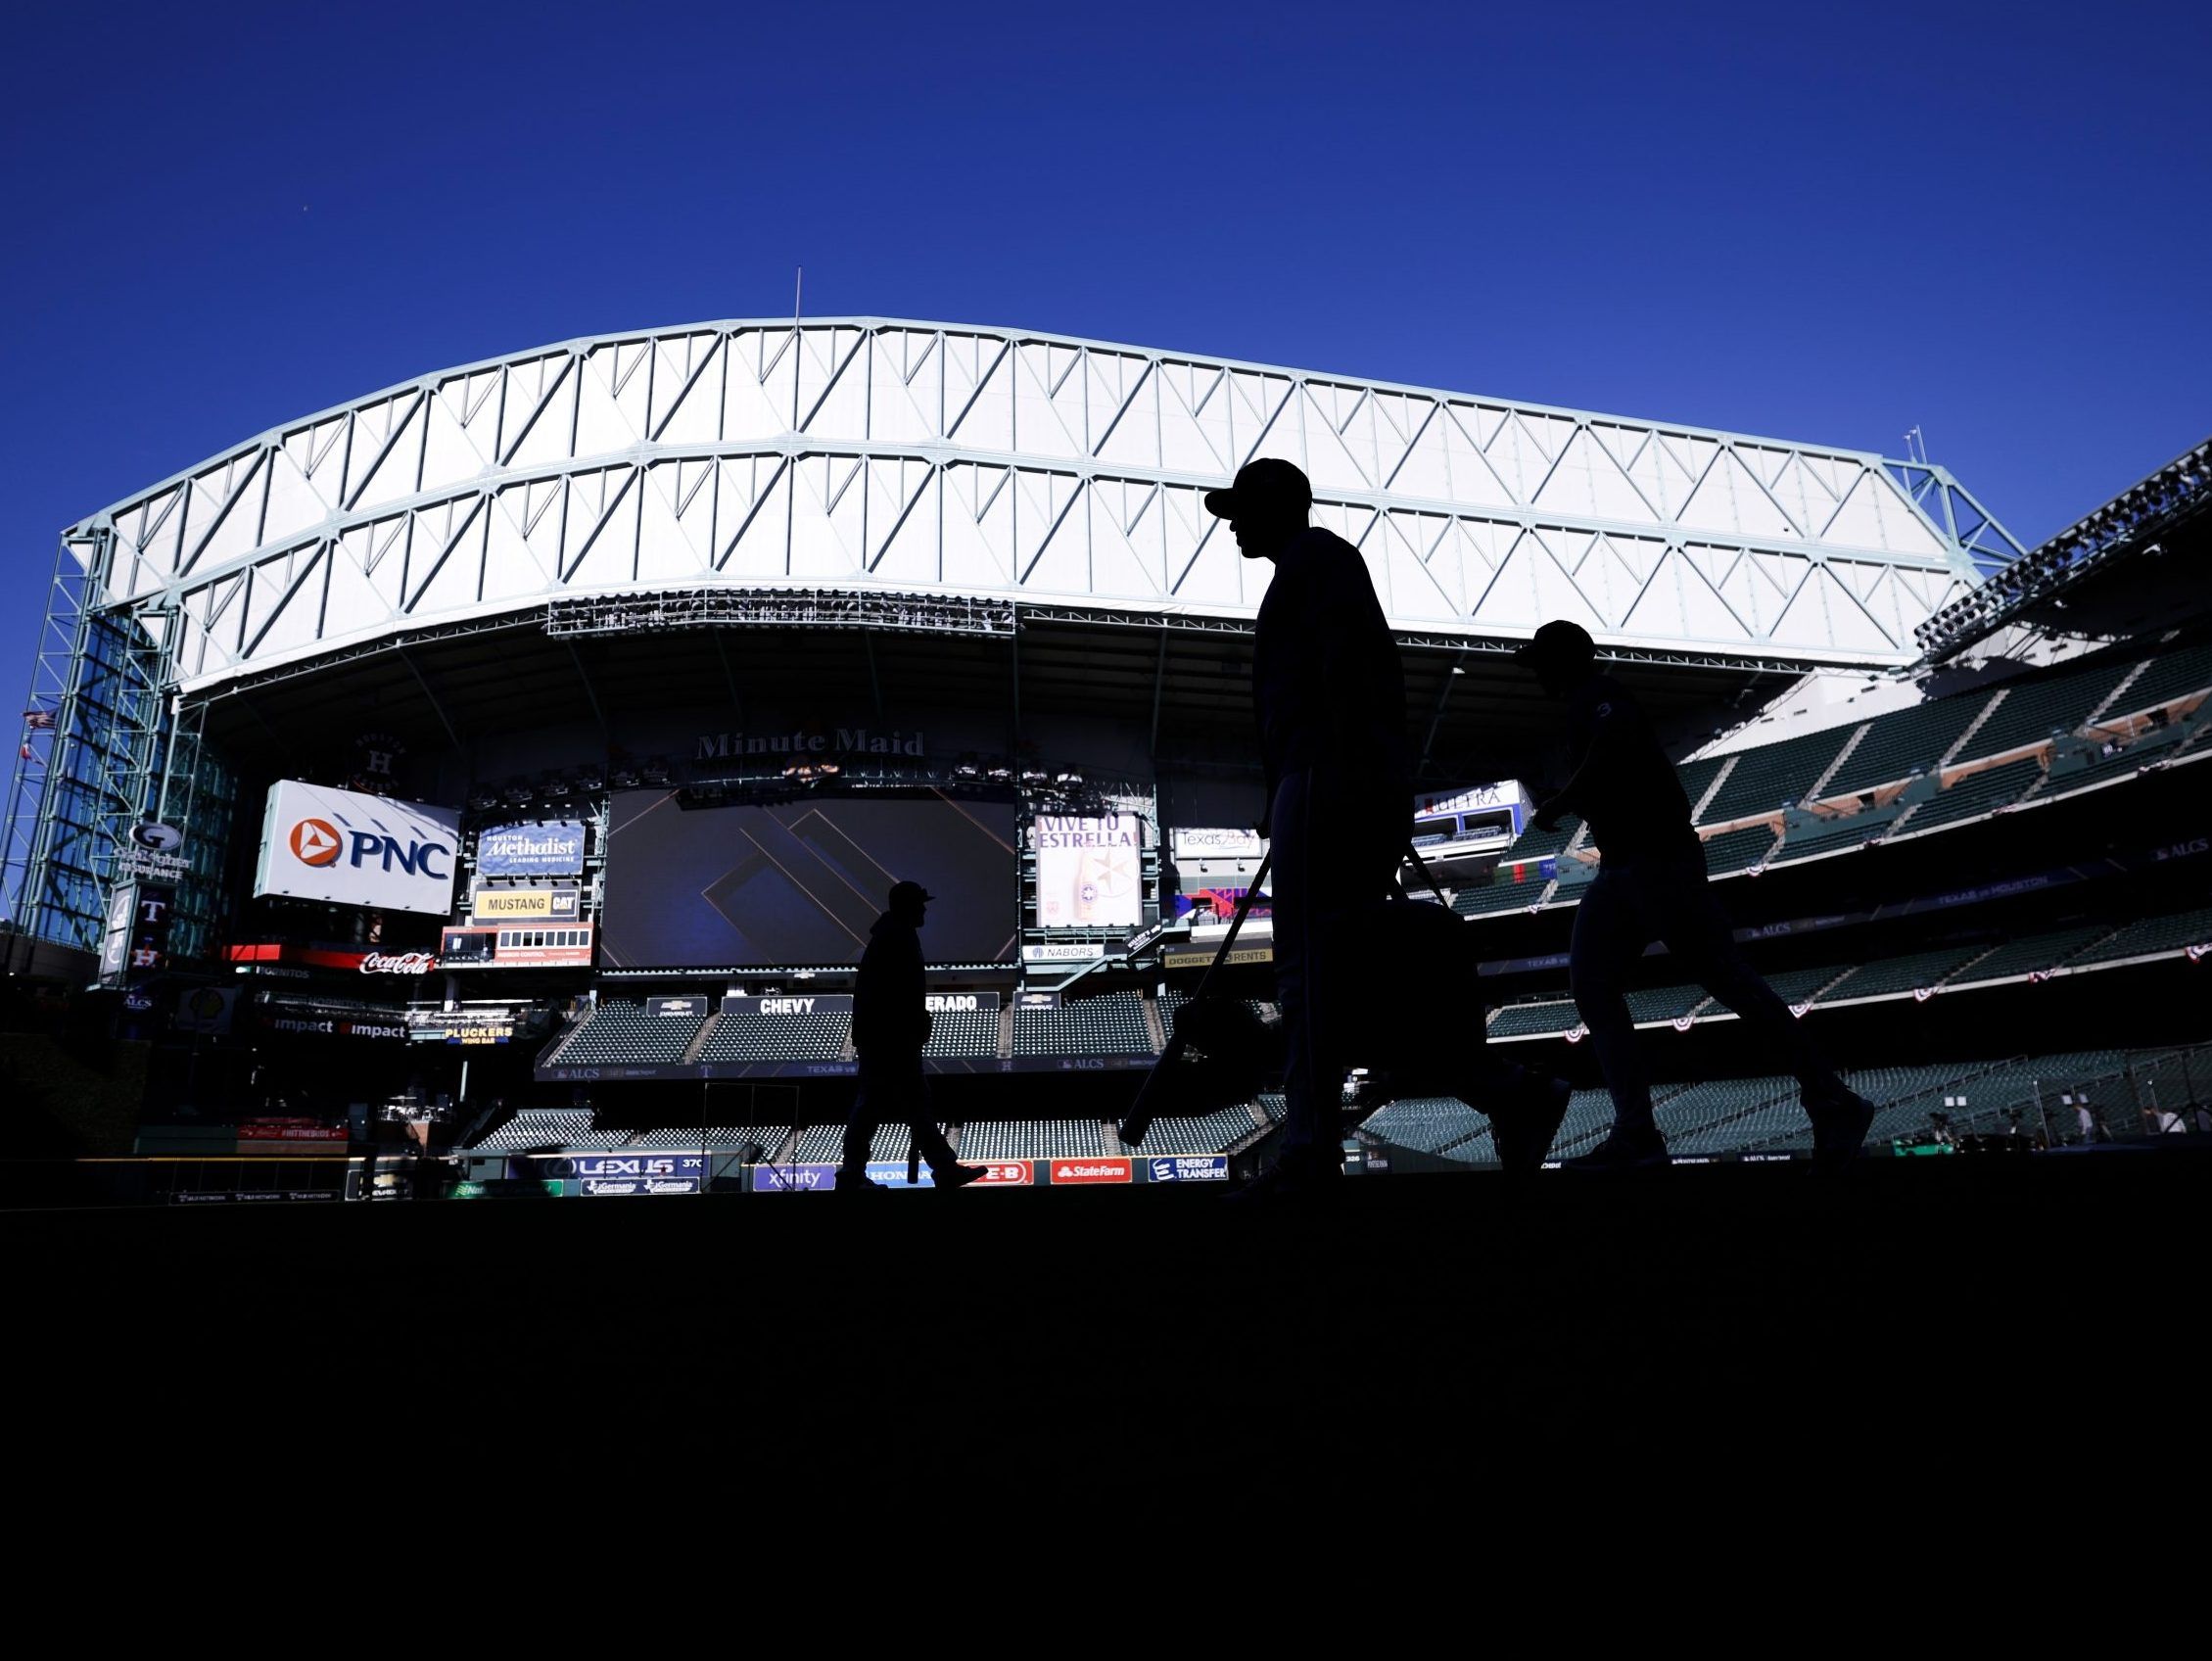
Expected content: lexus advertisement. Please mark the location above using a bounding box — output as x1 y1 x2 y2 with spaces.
599 789 1018 968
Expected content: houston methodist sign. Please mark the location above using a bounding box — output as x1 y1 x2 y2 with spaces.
254 781 460 915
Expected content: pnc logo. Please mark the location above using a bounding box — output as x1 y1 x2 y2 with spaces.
285 813 450 880
290 818 342 866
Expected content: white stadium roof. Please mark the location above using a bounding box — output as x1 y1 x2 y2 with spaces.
65 317 2021 692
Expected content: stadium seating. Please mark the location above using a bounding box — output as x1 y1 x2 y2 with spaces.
787 1122 908 1164
1814 944 1989 1003
1138 1101 1266 1155
2037 738 2188 801
1769 815 1890 865
698 1012 849 1063
555 1001 708 1066
1698 726 1853 823
1488 1000 1581 1037
1654 1075 1799 1155
703 1124 788 1155
1955 658 2135 761
1358 1095 1488 1155
922 1008 1002 1058
472 1107 598 1151
957 1119 1108 1160
2067 906 2212 967
1896 757 2042 833
1820 693 1989 798
1452 878 1549 916
1623 985 1710 1023
1756 965 1850 1005
1011 992 1154 1056
1671 754 1726 816
2099 640 2212 718
1947 925 2112 984
1701 825 1777 876
1499 814 1581 863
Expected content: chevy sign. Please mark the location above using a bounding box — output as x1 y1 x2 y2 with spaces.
254 781 460 915
476 821 586 878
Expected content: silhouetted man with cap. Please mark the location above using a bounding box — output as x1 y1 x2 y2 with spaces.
1519 619 1876 1169
1204 458 1415 1194
836 879 988 1192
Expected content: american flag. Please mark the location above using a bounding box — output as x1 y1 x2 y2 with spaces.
24 709 55 731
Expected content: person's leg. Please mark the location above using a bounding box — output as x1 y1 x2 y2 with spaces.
839 1057 882 1176
1570 867 1657 1132
1269 770 1331 1162
1647 856 1838 1091
904 1063 961 1173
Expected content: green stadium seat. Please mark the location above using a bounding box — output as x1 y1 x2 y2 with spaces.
1897 757 2042 833
1820 692 1991 798
1815 945 1987 1003
2067 906 2212 967
1955 659 2135 760
1769 816 1889 865
1698 726 1854 823
1701 825 1778 875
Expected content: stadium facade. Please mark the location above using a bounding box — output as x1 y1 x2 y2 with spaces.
6 316 2021 969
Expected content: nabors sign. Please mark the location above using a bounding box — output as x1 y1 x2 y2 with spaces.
255 781 459 915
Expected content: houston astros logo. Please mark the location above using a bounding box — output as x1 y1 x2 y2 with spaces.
289 817 342 866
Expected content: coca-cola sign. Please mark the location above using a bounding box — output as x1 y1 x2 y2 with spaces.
359 950 438 976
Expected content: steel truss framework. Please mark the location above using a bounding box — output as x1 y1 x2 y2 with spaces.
1913 437 2212 662
71 318 2009 686
9 317 2018 958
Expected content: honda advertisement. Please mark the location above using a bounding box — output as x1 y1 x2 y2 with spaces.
255 781 459 915
1032 813 1144 929
476 821 587 878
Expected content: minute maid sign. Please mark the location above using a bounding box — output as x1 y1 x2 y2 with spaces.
695 727 925 761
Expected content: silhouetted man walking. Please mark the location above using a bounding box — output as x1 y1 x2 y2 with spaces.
836 880 987 1192
1520 620 1876 1169
1208 459 1414 1194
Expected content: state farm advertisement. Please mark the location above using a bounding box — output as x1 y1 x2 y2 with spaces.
1032 813 1143 928
254 781 460 915
1047 1157 1132 1185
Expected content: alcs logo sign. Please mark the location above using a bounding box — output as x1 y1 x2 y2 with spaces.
289 816 449 878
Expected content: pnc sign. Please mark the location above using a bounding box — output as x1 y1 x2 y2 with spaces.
255 781 460 916
290 818 343 867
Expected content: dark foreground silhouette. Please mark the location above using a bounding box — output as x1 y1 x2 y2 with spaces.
1521 619 1877 1170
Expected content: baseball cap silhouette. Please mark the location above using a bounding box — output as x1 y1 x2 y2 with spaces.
888 879 935 907
1203 457 1312 520
1516 619 1596 668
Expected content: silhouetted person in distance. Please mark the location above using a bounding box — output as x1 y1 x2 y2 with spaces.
837 880 988 1192
1519 620 1876 1169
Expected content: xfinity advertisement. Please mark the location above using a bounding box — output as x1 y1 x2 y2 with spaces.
253 781 460 915
599 788 1018 968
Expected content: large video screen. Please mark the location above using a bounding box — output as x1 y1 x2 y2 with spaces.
600 790 1018 969
1031 813 1144 928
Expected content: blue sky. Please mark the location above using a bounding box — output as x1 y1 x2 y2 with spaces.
4 0 2206 700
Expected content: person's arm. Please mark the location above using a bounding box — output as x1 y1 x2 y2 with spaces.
1531 708 1628 830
